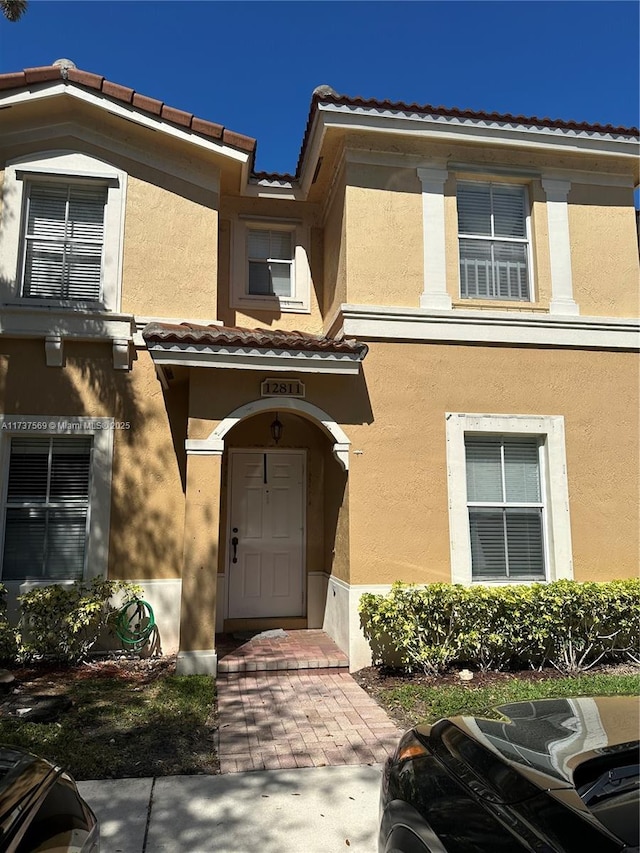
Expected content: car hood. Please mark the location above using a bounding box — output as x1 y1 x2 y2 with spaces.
417 696 639 791
0 746 60 842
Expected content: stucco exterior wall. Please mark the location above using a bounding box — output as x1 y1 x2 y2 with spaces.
121 176 219 318
323 177 348 321
0 341 187 583
568 184 640 317
345 341 639 585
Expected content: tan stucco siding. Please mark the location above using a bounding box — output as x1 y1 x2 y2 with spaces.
0 342 187 581
323 179 348 321
121 176 219 318
346 342 639 585
568 184 640 317
344 164 423 307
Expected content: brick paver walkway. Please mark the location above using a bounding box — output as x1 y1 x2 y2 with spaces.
217 669 403 774
217 629 348 673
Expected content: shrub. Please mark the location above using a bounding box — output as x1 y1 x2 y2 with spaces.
0 585 17 662
18 579 143 664
359 579 640 674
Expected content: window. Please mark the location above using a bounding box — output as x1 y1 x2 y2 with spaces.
457 182 531 301
22 182 107 302
2 437 92 580
0 151 126 311
232 219 311 313
465 436 544 581
0 416 113 584
248 229 293 298
446 414 573 585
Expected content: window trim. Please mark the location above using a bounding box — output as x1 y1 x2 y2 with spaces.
455 179 536 303
445 413 573 585
0 416 114 586
0 151 127 312
231 218 311 313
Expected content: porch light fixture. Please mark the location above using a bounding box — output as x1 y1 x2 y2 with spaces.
270 413 283 445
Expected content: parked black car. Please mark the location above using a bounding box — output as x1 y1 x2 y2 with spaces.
0 746 98 852
379 696 639 853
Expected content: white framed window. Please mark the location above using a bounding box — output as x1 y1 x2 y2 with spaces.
0 416 113 584
457 181 533 301
445 413 573 585
0 151 127 311
232 218 310 313
22 181 107 302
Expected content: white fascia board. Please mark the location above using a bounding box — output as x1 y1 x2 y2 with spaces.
0 84 250 165
333 305 640 351
243 180 305 200
316 104 639 159
0 304 133 340
147 343 362 374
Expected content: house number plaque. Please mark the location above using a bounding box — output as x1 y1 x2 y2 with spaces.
261 378 305 398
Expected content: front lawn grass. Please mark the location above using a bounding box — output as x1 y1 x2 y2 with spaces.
0 670 216 780
375 672 640 728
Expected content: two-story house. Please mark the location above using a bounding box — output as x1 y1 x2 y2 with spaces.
0 60 638 673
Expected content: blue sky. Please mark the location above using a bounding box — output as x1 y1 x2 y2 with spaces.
1 1 638 174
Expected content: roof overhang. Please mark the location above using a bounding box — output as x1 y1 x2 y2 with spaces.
143 323 368 375
298 100 640 196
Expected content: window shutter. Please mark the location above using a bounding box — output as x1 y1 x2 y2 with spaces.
247 229 293 298
504 439 540 502
492 186 526 238
23 183 106 301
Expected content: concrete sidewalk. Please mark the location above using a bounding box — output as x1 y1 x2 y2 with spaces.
79 764 383 853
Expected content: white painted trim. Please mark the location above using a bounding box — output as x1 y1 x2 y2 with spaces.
342 149 635 188
176 650 217 676
445 412 573 585
203 398 351 471
417 165 452 310
315 102 639 155
0 305 134 369
542 178 579 316
146 343 362 374
0 84 250 165
230 218 311 314
0 151 127 313
0 414 113 583
185 401 351 470
329 305 640 350
225 448 307 620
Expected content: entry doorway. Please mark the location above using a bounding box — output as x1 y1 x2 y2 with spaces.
227 449 306 619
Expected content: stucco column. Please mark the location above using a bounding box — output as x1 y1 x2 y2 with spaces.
176 447 222 675
542 177 580 316
417 165 452 310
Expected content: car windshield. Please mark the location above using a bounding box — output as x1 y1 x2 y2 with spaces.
575 751 640 847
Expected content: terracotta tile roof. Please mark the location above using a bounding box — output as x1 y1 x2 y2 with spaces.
142 322 368 358
0 64 256 154
282 89 640 181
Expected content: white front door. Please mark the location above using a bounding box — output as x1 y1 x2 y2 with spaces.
227 450 305 619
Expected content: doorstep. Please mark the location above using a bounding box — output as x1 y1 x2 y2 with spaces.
217 629 349 673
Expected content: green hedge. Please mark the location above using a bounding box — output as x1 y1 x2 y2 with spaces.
359 579 640 675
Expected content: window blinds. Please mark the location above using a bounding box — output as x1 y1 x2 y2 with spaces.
22 183 107 301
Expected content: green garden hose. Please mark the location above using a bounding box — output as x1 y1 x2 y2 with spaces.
115 598 155 650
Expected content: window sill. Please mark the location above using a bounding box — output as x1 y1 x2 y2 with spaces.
233 296 310 315
453 299 548 313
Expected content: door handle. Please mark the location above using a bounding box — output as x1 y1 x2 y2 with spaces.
231 535 239 564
